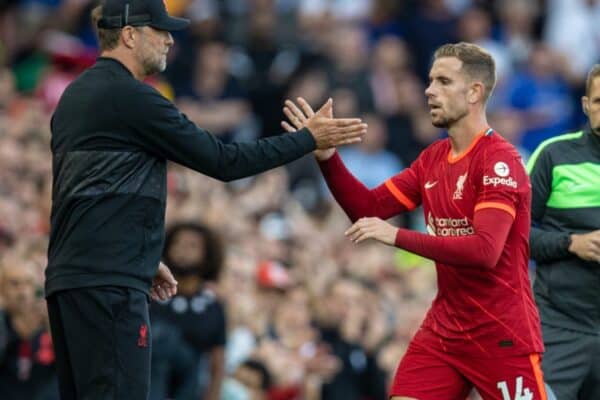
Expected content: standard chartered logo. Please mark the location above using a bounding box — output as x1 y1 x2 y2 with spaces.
427 212 474 236
483 175 518 188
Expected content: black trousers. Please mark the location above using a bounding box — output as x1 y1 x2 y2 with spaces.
46 287 151 400
541 322 600 400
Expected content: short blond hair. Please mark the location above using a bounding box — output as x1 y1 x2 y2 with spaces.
434 42 496 102
585 64 600 96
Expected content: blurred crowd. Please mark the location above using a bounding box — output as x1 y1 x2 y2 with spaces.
1 0 599 399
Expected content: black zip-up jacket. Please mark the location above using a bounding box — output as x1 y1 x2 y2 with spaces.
527 128 600 333
46 57 316 296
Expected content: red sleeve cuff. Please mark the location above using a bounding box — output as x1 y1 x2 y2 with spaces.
474 201 516 219
384 180 417 211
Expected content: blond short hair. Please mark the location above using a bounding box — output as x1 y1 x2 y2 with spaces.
434 42 496 102
586 64 600 96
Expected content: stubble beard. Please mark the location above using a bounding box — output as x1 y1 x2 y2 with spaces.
142 53 166 76
137 43 167 77
432 116 451 129
431 108 468 129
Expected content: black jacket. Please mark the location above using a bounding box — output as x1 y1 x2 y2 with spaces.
46 57 315 296
527 128 600 333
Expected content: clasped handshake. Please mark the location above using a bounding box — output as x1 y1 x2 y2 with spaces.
281 97 367 161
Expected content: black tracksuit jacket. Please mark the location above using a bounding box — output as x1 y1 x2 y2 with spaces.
46 57 315 296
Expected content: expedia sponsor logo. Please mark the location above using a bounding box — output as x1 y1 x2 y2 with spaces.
426 212 474 236
483 175 517 188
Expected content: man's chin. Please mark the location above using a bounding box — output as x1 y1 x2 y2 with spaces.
431 118 449 129
143 61 167 76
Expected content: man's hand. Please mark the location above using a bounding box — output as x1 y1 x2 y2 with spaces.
281 97 366 157
151 262 178 301
282 97 337 161
344 217 398 246
569 230 600 262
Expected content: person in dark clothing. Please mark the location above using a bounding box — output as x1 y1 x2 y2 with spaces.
527 64 600 400
0 258 58 400
44 0 367 399
315 277 387 400
151 222 226 400
148 317 196 400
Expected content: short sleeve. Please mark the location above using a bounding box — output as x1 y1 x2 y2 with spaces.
473 146 526 219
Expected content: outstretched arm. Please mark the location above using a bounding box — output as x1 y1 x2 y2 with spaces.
282 97 419 222
119 84 366 182
319 152 414 221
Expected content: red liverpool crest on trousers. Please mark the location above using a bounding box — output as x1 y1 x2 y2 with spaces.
137 324 149 347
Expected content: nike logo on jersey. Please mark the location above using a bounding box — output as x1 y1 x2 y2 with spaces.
424 181 438 189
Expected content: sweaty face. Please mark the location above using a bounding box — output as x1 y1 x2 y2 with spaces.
583 77 600 136
135 26 173 76
425 57 470 129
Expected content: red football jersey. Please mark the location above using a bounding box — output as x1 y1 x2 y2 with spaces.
386 129 543 357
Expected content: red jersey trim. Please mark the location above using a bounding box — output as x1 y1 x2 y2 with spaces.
529 354 548 400
474 201 516 219
384 180 416 210
447 127 490 164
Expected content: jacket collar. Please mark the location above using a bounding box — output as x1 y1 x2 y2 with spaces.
95 56 134 78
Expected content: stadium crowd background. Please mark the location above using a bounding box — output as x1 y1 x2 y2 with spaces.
0 0 597 398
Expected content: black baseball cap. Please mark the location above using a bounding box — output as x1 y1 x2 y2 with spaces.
97 0 190 31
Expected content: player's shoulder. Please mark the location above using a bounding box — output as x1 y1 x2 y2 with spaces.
473 131 528 180
477 130 522 159
481 130 517 151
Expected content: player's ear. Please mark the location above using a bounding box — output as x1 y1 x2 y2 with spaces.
468 82 484 104
582 96 589 116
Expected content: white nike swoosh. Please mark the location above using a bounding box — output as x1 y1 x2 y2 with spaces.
424 181 438 189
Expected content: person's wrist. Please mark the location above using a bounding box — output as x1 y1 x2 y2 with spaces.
394 228 402 247
314 149 336 162
567 233 575 253
391 228 400 246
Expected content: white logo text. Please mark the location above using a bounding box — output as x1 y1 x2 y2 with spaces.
483 175 518 188
426 213 474 236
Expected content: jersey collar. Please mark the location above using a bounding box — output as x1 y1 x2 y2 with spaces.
447 127 493 164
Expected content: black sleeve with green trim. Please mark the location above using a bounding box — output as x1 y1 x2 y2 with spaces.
526 144 572 262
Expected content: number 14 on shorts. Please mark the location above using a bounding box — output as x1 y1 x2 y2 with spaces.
497 376 533 400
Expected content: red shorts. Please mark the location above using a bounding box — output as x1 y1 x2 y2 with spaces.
391 338 547 400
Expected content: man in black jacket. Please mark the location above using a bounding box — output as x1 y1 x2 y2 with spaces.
45 1 366 399
527 64 600 400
